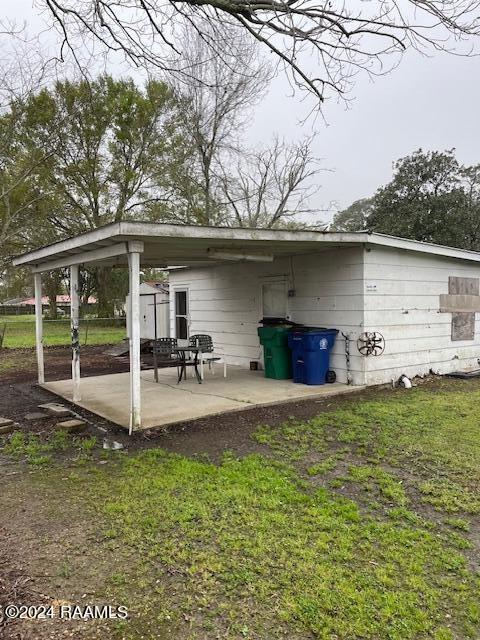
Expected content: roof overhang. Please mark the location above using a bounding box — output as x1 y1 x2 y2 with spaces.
12 222 480 272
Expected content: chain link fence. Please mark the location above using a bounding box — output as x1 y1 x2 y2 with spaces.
0 317 126 349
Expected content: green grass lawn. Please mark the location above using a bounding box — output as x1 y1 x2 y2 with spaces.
2 380 480 639
0 314 125 348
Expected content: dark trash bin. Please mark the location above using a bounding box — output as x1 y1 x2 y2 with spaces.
288 327 338 385
257 325 292 380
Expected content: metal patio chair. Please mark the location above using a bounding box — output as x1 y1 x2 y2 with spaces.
189 334 227 380
152 337 179 382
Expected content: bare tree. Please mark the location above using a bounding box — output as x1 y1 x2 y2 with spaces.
0 21 56 107
220 136 323 228
40 0 480 104
0 24 60 268
168 24 271 225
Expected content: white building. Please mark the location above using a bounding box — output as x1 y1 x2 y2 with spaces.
169 241 480 387
12 222 480 431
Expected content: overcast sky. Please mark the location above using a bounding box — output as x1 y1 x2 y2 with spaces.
4 0 480 224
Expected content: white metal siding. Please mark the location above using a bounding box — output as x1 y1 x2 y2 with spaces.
364 247 480 384
169 247 366 385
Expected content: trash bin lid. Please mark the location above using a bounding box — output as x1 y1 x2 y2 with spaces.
259 317 300 326
296 327 338 334
258 325 291 337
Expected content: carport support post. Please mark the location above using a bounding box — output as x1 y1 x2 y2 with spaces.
34 272 44 384
128 241 143 433
70 264 81 402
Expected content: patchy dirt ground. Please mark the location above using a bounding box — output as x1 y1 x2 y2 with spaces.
0 374 371 461
2 357 480 640
0 345 133 385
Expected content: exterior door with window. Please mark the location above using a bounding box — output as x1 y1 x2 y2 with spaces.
174 289 189 340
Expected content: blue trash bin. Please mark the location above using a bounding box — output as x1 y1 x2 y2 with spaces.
288 327 338 385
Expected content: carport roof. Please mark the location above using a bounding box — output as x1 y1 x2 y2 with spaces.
12 221 480 270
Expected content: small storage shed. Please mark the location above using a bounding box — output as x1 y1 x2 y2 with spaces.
126 281 169 340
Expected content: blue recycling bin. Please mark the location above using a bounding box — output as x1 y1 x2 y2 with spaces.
288 327 338 385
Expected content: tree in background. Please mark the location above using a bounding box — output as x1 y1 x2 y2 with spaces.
0 102 50 268
42 269 65 319
330 198 374 232
366 149 477 248
0 24 60 273
23 76 185 316
221 136 323 228
168 24 271 226
334 149 480 251
456 164 480 249
2 68 324 312
164 26 323 230
0 265 31 302
0 25 65 308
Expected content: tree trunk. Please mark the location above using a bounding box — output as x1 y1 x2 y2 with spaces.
94 266 115 318
79 267 96 317
43 270 63 320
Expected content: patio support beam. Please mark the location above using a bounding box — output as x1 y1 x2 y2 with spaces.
34 272 44 384
128 241 144 434
70 264 81 402
31 243 130 273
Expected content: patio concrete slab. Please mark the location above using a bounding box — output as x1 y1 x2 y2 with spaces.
43 366 364 430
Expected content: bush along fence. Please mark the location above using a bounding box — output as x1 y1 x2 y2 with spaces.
0 317 126 349
0 305 37 316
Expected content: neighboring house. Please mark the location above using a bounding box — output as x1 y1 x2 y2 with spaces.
126 282 170 340
1 294 96 315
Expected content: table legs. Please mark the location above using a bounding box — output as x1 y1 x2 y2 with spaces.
176 350 202 384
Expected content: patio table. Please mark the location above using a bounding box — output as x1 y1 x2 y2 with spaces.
173 346 202 384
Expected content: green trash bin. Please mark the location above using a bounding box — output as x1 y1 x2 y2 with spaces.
257 325 292 379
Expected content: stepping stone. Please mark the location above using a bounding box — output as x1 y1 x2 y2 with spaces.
55 419 87 433
38 403 72 417
0 423 15 435
103 439 124 450
0 417 13 427
24 412 49 421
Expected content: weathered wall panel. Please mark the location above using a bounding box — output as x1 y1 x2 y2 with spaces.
363 247 480 385
171 243 480 388
169 247 366 385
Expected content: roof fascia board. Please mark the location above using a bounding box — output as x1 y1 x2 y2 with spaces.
365 234 480 263
30 241 133 273
119 221 362 244
13 222 123 267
